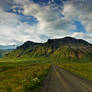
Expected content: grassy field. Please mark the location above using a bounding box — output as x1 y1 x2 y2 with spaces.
1 56 92 92
58 63 92 80
0 62 50 92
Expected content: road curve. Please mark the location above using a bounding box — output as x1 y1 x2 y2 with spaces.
40 65 92 92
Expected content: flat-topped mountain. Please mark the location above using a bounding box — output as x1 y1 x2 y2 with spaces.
44 37 92 48
5 37 92 62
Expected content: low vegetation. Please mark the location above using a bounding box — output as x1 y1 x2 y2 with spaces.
0 63 50 92
59 63 92 80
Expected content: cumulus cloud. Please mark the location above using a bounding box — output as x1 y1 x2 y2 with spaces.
0 0 92 45
71 32 92 43
23 1 76 38
63 0 92 32
0 8 42 45
62 0 92 42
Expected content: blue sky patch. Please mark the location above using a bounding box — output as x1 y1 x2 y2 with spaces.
74 21 86 33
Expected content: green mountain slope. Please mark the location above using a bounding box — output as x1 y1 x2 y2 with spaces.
4 37 92 62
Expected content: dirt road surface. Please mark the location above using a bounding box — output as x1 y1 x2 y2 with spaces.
40 65 92 92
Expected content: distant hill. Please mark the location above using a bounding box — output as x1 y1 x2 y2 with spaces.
0 45 16 58
0 45 16 50
4 37 92 62
0 49 13 58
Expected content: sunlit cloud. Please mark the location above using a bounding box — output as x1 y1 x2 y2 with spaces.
0 0 92 45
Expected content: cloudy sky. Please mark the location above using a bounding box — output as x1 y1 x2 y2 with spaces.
0 0 92 45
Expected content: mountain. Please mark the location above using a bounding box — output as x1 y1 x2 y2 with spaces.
4 37 92 62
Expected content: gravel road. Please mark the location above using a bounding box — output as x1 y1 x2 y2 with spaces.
40 65 92 92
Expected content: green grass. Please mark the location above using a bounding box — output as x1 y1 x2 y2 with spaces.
0 63 50 92
0 56 52 64
58 63 92 80
1 56 92 64
1 55 92 92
